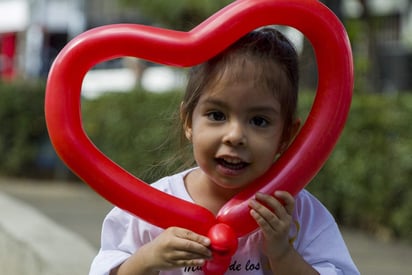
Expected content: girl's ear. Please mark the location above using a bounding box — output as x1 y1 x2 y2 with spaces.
180 102 192 142
184 127 193 142
278 118 301 155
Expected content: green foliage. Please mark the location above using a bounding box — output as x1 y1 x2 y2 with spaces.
0 81 47 176
301 92 412 241
120 0 234 30
81 90 186 183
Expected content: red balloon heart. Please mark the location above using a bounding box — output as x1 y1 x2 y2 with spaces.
45 0 353 273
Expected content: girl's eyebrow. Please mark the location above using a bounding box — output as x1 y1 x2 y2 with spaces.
249 106 281 116
202 98 281 116
201 98 227 108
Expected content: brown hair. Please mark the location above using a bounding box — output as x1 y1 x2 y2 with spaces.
180 27 299 142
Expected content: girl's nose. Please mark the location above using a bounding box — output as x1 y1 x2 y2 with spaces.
222 121 247 147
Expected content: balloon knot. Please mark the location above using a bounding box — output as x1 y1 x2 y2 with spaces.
204 223 238 274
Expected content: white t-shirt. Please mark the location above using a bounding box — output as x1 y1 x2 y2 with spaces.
89 169 359 275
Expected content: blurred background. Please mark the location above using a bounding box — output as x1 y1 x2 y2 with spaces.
0 0 411 274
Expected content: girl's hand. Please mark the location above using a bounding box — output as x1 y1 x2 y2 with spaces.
249 191 295 260
139 227 212 273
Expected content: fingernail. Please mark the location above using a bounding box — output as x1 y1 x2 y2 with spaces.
204 237 211 246
195 259 206 266
249 199 258 207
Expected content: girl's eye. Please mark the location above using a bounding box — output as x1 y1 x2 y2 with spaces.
251 116 269 127
207 111 226 121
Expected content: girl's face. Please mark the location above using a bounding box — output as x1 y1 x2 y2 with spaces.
184 66 287 193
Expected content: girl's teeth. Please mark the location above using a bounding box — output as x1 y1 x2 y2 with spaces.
223 157 242 164
218 158 248 170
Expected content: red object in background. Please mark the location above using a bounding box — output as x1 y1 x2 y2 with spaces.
0 32 17 80
45 0 354 273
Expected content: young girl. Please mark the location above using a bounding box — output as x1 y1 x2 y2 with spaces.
89 27 359 275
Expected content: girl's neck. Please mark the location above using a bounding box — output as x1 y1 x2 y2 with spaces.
184 168 241 215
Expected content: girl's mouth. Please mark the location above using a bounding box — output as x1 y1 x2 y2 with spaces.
215 157 250 171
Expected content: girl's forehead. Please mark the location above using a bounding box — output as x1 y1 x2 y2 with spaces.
217 55 284 83
208 59 258 87
206 59 283 97
203 70 280 105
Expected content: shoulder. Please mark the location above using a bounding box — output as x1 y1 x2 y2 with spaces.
292 189 338 247
294 189 334 222
101 168 195 231
150 170 186 191
150 168 195 201
293 191 360 274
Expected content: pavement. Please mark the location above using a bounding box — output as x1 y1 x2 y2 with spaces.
1 177 412 275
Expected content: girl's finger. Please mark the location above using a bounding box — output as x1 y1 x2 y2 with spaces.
173 227 211 246
255 192 288 219
274 191 295 215
171 228 212 257
249 197 287 233
169 250 211 262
